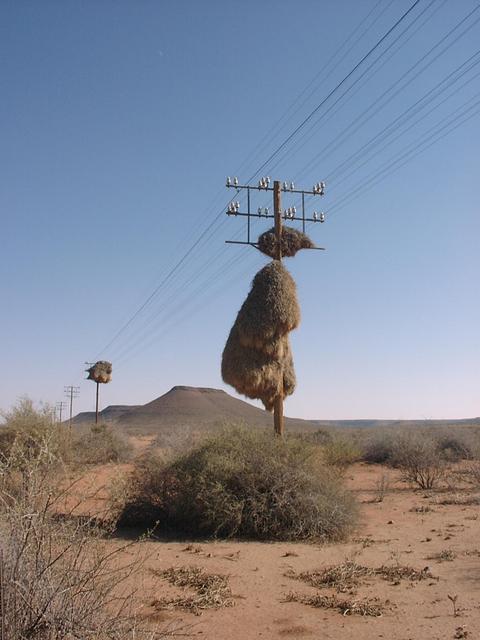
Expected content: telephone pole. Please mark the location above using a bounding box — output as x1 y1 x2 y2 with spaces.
225 175 326 437
55 401 67 423
64 386 80 432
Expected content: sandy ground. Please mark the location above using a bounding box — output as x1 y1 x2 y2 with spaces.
68 462 480 640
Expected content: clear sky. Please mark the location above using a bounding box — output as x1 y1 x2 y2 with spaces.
1 0 479 420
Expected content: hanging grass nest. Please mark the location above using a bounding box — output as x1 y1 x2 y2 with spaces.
257 226 315 258
86 360 112 384
221 261 298 412
222 327 296 412
235 261 300 350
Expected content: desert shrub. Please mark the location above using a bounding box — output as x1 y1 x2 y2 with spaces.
0 408 177 639
117 426 358 541
72 423 132 465
360 430 398 465
392 433 446 489
0 397 69 466
321 436 361 470
436 432 474 462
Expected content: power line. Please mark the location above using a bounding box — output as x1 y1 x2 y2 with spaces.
327 93 480 217
297 1 480 186
244 0 422 186
261 0 440 183
93 0 423 362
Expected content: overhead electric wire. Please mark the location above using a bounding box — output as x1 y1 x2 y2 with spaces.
244 0 422 186
114 250 263 368
260 0 440 183
326 92 480 217
109 233 251 363
326 53 480 185
293 1 480 187
233 0 392 178
94 1 423 363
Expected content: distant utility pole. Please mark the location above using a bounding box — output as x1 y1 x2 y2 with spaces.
225 176 326 437
55 401 67 423
64 385 80 432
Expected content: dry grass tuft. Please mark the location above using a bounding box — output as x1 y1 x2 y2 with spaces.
436 494 480 506
288 561 435 593
410 505 435 513
151 566 234 615
284 591 386 617
427 549 457 562
289 561 370 593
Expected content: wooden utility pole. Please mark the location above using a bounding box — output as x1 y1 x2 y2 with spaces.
273 180 285 438
64 385 80 433
224 175 326 438
95 382 100 424
55 401 67 423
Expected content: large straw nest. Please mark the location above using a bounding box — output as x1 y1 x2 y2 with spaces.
235 261 300 351
221 326 296 412
86 360 112 384
257 226 315 258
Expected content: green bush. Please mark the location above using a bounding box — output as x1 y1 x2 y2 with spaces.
117 427 358 541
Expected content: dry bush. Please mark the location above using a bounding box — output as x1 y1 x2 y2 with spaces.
72 422 132 466
360 429 398 465
374 472 391 502
436 432 474 462
0 401 181 639
117 427 358 541
392 433 446 489
321 437 361 470
465 461 480 487
0 397 69 465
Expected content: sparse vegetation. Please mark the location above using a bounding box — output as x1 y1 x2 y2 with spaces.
361 430 398 465
321 436 361 470
428 549 457 562
288 560 435 593
151 566 234 615
72 422 132 465
374 472 391 502
117 426 358 541
0 399 178 639
392 433 446 489
284 591 387 617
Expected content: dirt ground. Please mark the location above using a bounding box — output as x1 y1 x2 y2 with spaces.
71 461 480 640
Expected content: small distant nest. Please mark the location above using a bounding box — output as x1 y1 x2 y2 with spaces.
257 226 315 258
222 261 298 411
86 360 112 384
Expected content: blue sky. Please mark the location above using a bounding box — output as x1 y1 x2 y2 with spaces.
1 0 479 420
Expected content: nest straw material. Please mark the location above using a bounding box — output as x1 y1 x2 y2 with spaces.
221 261 299 411
86 360 112 384
257 226 315 258
221 327 296 412
235 261 300 350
